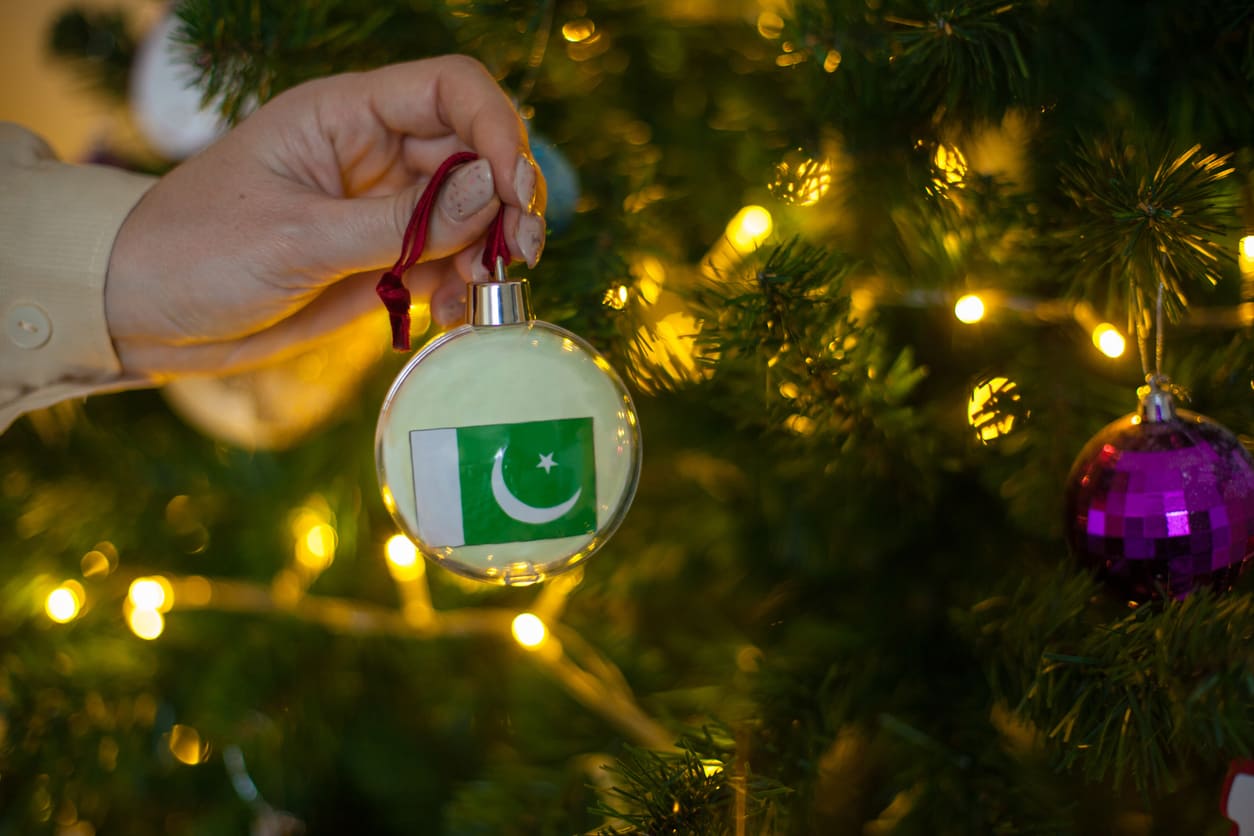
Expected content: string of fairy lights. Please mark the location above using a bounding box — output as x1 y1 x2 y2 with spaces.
33 10 1254 821
43 509 677 778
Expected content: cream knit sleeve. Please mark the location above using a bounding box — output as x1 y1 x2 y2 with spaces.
0 123 157 432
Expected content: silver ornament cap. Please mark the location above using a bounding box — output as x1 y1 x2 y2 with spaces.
468 258 533 326
1136 376 1177 424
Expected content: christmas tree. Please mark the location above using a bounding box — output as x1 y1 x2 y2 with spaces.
7 0 1254 833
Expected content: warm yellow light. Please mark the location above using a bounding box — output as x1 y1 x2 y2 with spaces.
954 294 986 324
757 10 784 39
933 144 968 186
45 583 83 623
633 256 666 305
772 157 833 207
80 549 111 578
823 49 843 72
511 612 548 649
1092 323 1126 358
127 607 165 640
385 534 423 582
1241 235 1254 260
168 724 207 765
968 377 1019 442
561 19 595 42
784 414 816 435
297 523 337 571
128 577 172 613
726 206 773 251
602 284 630 310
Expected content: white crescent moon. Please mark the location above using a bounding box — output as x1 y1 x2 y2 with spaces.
491 449 583 524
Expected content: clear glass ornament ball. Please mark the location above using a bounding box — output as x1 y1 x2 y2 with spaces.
376 309 641 586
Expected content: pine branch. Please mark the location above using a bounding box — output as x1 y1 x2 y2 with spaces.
693 240 928 468
883 0 1031 114
176 0 462 121
592 729 790 836
1057 139 1237 336
962 565 1254 791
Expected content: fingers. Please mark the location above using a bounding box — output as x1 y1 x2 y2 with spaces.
360 57 527 202
313 158 501 276
356 57 549 267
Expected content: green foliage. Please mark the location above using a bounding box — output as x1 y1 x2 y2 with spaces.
15 0 1254 833
964 566 1254 791
591 730 790 835
1058 140 1237 333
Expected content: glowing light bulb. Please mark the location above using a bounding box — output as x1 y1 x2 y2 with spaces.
1241 235 1254 260
726 206 773 252
168 724 206 765
1092 323 1126 358
127 607 165 640
968 377 1020 442
561 19 595 42
511 612 547 649
385 534 423 582
602 284 630 310
954 294 986 324
933 144 968 186
128 577 172 612
45 582 83 623
296 523 337 571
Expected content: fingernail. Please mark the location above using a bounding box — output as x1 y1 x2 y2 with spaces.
515 155 537 213
516 213 545 268
471 259 492 283
440 159 494 222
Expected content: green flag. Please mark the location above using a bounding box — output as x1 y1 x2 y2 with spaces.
409 418 597 547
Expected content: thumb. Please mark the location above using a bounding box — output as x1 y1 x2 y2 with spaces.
314 158 499 276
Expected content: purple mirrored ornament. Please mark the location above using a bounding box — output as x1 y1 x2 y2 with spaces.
1064 388 1254 601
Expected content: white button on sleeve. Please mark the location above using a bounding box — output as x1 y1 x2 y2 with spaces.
6 303 52 349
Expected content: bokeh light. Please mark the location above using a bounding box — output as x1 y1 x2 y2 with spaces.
127 606 165 640
385 534 424 582
1092 323 1126 358
168 724 208 765
771 156 833 207
45 582 84 624
968 377 1021 443
954 294 986 324
726 206 773 252
933 144 968 187
128 577 173 612
511 612 548 649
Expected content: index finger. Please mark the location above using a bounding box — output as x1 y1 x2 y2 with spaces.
357 56 532 212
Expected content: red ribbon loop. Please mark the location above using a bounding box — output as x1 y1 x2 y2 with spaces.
376 152 515 351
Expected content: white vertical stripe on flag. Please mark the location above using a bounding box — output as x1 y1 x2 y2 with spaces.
409 428 466 547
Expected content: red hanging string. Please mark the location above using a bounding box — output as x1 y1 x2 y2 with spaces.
376 153 514 351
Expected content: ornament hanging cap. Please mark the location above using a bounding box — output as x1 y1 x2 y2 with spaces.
1137 375 1177 423
469 258 532 326
376 152 515 350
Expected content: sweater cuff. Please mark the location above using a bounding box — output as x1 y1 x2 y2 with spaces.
0 123 157 430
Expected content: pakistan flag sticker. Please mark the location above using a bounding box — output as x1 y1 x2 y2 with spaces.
409 418 597 547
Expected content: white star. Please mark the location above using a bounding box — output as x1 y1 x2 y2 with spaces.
537 453 557 473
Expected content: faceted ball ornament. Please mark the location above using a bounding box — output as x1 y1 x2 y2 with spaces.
1064 409 1254 601
376 283 641 586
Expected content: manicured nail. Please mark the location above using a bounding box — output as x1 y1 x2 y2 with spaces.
516 213 545 268
440 159 494 222
515 155 537 213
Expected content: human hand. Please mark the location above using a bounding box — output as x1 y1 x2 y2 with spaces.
105 55 547 378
